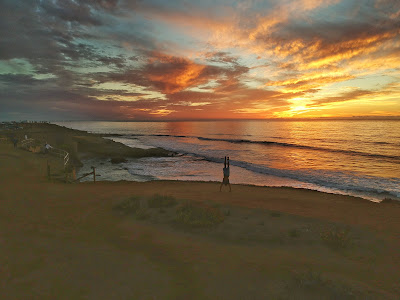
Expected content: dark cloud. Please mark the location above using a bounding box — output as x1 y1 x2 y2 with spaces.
205 51 239 64
0 74 40 85
39 0 119 25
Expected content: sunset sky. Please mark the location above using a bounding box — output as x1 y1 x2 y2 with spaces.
1 0 400 120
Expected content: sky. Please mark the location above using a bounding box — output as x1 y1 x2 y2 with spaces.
0 0 400 121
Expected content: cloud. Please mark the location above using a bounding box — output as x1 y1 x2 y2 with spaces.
265 72 354 93
1 0 399 120
309 89 375 106
144 53 208 94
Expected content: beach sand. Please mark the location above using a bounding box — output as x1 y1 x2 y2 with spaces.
1 126 400 299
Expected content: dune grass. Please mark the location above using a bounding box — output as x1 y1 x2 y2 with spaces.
114 196 141 214
320 226 352 249
287 269 365 299
148 194 177 208
175 201 225 228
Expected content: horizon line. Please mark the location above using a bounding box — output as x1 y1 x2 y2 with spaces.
3 116 400 122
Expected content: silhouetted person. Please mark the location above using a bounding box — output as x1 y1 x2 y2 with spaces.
12 138 18 148
220 156 231 192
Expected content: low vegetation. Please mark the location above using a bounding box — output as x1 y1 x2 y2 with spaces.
148 194 177 208
175 201 225 227
135 208 150 220
289 228 300 238
270 211 281 217
114 196 140 214
320 226 351 249
287 270 364 299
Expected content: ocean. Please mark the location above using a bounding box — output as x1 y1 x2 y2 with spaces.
55 120 400 202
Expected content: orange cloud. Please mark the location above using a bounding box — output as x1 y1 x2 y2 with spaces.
144 53 208 94
266 72 354 93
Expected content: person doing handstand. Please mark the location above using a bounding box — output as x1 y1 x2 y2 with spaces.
220 156 231 192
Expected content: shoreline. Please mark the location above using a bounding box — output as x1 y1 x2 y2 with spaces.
2 121 398 203
53 121 399 203
77 153 397 204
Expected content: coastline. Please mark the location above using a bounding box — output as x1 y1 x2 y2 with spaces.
55 121 400 203
3 122 398 202
0 122 173 169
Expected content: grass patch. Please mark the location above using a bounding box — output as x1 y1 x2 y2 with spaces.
135 208 150 220
175 201 225 227
114 196 140 214
288 270 369 299
289 229 300 238
320 226 351 249
292 270 325 289
148 194 177 208
270 211 281 217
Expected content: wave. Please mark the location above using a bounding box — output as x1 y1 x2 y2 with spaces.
198 137 400 161
187 153 400 200
112 135 400 200
121 134 400 161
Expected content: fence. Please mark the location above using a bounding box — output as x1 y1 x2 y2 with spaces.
17 138 70 169
48 146 70 169
74 166 96 183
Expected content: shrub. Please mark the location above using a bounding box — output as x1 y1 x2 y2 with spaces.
292 270 324 289
148 194 177 208
114 196 140 214
289 270 365 299
320 226 351 249
135 208 150 220
270 211 281 217
175 201 225 227
289 229 300 238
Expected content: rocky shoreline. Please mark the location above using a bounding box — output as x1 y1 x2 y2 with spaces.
0 122 173 168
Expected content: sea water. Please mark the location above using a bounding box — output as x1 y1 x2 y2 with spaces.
55 120 400 202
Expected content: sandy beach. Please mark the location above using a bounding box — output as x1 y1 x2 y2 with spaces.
1 124 400 299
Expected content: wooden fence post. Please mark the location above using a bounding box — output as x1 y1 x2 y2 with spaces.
47 160 51 181
91 166 96 183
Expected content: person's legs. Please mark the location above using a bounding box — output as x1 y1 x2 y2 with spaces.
227 157 231 191
221 156 227 191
